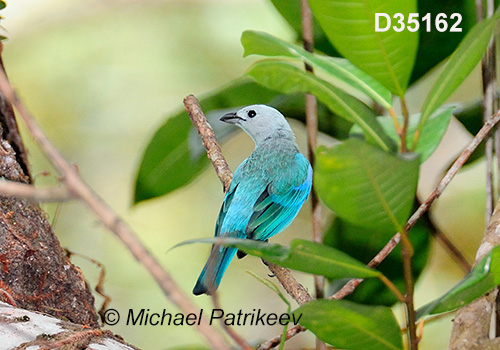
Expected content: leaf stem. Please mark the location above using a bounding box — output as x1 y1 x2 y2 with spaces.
400 97 410 153
378 274 405 303
388 106 401 132
400 227 418 349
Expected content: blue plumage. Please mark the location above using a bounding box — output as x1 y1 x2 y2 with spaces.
193 105 312 295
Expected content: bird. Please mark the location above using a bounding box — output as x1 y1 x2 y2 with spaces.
193 104 312 295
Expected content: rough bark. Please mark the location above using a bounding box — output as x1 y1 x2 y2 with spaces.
0 63 98 326
449 200 500 349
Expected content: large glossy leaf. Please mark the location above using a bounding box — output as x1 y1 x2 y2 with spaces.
418 246 500 318
351 108 453 162
134 78 280 203
241 30 392 109
174 238 380 279
315 139 419 232
419 10 500 132
295 299 403 350
325 213 431 306
409 0 476 83
271 0 476 85
308 0 418 96
247 60 394 151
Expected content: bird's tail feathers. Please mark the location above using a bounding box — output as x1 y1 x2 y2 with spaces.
193 245 237 295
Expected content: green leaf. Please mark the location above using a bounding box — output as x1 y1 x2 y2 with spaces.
419 10 500 131
247 60 394 151
173 238 380 279
418 246 500 318
295 299 403 350
241 30 392 109
270 0 477 85
454 99 483 136
409 0 476 83
308 0 418 96
315 139 419 232
325 214 431 306
134 78 280 203
351 108 453 161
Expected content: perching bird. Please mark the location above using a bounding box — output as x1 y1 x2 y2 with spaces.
193 105 312 295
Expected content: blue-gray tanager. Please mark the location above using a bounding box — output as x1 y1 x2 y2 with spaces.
193 105 312 295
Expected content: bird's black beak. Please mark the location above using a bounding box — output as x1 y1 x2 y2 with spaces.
220 112 244 124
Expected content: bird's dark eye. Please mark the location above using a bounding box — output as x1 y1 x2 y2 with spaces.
247 110 257 118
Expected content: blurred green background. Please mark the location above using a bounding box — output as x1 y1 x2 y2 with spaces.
1 1 488 349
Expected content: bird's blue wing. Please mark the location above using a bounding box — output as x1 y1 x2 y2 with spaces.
214 181 239 237
245 153 312 241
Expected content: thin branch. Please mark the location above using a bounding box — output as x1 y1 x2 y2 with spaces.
0 72 231 350
184 95 233 192
0 180 73 202
267 262 313 306
477 0 498 223
256 325 306 350
300 0 325 303
479 0 500 336
211 292 253 350
300 1 325 347
428 219 471 273
409 110 500 229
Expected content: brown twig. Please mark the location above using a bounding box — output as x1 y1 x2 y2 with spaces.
184 95 233 192
0 288 16 306
478 0 500 336
39 329 109 350
211 292 253 350
478 0 498 226
428 219 471 273
300 2 325 348
267 262 313 306
256 324 306 350
66 250 112 324
300 0 324 302
0 180 73 202
0 72 231 350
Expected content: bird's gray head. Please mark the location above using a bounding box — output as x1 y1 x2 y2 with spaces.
220 105 294 145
